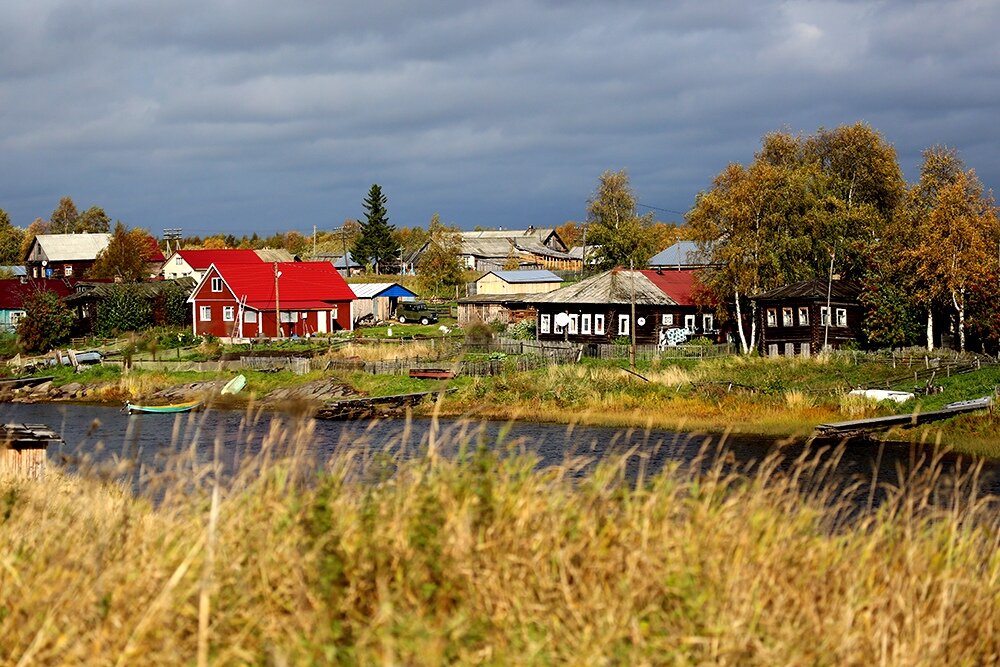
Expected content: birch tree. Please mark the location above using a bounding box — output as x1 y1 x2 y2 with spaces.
912 169 999 352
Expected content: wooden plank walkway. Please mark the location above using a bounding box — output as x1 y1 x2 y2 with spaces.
815 397 993 437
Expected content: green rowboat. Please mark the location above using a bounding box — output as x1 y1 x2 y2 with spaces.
124 400 202 415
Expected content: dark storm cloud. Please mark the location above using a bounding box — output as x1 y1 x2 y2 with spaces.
1 1 998 234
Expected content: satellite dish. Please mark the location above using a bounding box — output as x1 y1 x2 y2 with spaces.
41 260 47 266
554 312 571 327
637 317 646 326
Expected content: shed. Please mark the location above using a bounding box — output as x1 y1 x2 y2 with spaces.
349 282 418 323
457 294 535 326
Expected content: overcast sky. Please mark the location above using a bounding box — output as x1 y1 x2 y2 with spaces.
2 0 998 236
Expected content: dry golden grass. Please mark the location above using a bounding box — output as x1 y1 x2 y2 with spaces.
2 414 999 665
325 341 439 361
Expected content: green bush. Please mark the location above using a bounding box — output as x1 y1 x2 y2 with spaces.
95 284 153 336
17 289 74 353
505 320 536 340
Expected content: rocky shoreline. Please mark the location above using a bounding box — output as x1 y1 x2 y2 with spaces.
4 377 365 408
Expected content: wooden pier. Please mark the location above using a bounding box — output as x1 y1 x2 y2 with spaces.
314 390 450 420
1 423 62 479
815 397 993 438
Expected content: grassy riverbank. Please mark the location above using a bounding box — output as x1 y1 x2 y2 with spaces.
2 419 999 664
442 355 1000 458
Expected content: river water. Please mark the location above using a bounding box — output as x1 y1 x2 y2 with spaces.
3 402 997 509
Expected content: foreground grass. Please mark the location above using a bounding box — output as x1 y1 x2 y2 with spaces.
2 416 1000 664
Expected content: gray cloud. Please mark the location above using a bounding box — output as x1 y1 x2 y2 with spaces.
1 0 998 235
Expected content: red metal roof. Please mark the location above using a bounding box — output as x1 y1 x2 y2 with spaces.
0 279 75 310
176 249 262 270
640 269 698 306
201 261 355 310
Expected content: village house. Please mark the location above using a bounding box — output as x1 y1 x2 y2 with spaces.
65 278 196 334
161 248 297 282
751 279 863 356
473 269 563 295
455 269 563 326
0 278 75 332
188 261 355 340
529 268 716 345
24 233 112 279
451 228 579 272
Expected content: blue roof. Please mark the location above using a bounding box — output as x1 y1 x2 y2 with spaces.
349 282 418 299
487 270 563 283
648 241 710 268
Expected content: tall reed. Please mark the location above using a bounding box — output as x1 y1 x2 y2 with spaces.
1 410 999 665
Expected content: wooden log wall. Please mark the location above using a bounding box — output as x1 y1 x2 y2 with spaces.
0 445 47 479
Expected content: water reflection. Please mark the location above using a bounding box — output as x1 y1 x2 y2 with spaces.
3 402 997 513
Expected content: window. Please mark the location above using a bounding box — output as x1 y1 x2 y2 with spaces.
662 313 674 326
798 307 809 326
800 343 810 357
301 311 308 320
782 308 793 327
768 344 779 357
199 305 211 321
280 312 299 323
766 308 777 327
540 313 551 334
684 314 696 333
820 306 830 326
569 314 579 334
223 306 235 321
702 314 714 332
581 314 592 335
594 314 605 335
836 308 847 327
211 277 223 292
175 257 183 265
618 314 630 336
64 264 73 277
244 311 257 323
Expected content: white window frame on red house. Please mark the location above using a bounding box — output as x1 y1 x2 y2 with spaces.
211 277 223 292
223 306 235 321
244 311 257 323
199 305 211 321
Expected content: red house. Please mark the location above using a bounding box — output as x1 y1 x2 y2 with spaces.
188 262 356 339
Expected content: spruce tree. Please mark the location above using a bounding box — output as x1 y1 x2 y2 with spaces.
353 184 400 274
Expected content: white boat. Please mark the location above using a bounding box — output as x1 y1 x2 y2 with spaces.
848 389 915 404
221 374 247 395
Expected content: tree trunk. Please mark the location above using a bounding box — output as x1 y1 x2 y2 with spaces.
926 309 934 351
749 300 758 353
952 288 966 353
734 289 749 354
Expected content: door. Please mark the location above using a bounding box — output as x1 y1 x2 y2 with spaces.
317 310 328 334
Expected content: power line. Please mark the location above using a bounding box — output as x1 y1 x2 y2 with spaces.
637 202 687 217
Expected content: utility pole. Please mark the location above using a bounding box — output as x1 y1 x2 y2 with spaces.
274 262 282 338
312 225 317 256
824 246 835 352
630 260 637 370
163 228 182 254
